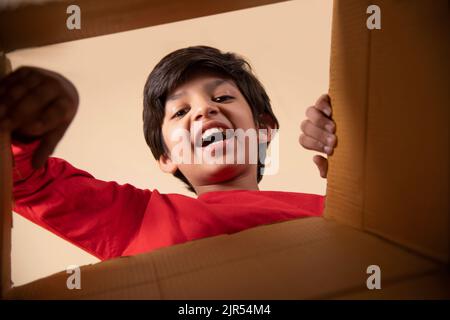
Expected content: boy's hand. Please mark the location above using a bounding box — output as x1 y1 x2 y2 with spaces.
299 94 337 178
0 66 79 169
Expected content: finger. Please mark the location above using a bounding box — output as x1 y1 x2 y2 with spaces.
32 123 69 169
0 67 33 90
0 68 43 118
314 94 332 117
20 97 76 137
0 67 40 102
5 78 62 130
299 133 333 155
313 155 328 178
305 106 336 133
0 69 42 97
0 76 44 120
31 67 80 107
300 119 336 149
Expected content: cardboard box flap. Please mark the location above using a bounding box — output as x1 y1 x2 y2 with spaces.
325 0 369 229
6 218 443 299
325 0 449 263
0 52 12 297
364 0 449 263
0 0 288 53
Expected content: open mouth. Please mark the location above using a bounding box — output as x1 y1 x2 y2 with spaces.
201 127 233 148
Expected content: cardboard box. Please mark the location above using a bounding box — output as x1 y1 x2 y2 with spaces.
325 0 449 264
3 217 446 299
0 51 13 298
0 0 449 299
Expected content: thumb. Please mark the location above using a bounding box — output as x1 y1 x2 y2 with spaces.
313 155 328 178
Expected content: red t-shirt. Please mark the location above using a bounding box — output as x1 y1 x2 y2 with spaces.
10 140 325 261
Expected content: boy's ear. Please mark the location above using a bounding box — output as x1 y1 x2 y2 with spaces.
158 154 178 174
257 113 277 144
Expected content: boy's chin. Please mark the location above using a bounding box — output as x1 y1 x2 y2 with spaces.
191 163 252 185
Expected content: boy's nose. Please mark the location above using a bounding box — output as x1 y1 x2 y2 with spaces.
192 103 219 122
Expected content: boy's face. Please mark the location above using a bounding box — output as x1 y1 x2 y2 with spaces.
159 72 264 192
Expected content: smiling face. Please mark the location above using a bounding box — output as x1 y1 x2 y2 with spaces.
143 46 280 194
158 71 263 194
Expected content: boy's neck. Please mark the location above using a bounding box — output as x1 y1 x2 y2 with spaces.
195 170 259 196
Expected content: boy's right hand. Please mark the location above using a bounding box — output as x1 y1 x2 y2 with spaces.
0 66 79 169
299 94 337 178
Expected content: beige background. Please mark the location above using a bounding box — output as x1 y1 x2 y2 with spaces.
8 0 332 286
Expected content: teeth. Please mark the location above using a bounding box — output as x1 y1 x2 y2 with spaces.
200 127 227 147
202 127 224 141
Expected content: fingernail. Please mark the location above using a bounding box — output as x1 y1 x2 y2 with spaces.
323 107 331 117
325 123 334 133
324 146 332 154
326 136 334 146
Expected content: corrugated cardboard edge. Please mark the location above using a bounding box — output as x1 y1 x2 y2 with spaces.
0 51 12 298
324 0 369 229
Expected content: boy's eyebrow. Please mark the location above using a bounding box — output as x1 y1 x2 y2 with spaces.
167 91 185 101
166 79 234 102
204 79 231 92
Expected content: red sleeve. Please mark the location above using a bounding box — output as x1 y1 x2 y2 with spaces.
11 139 152 261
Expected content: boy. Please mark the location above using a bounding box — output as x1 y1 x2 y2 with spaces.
0 46 337 260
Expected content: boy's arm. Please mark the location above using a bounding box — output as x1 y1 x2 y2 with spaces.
1 67 150 260
299 94 337 178
11 138 151 260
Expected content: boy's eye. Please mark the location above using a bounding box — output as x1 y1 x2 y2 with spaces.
212 95 234 103
173 108 189 119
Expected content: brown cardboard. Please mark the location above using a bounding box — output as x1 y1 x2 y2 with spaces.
0 52 12 297
325 0 369 230
0 0 449 300
335 272 450 300
0 0 288 52
325 0 449 263
4 217 446 299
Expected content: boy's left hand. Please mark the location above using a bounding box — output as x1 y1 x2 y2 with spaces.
299 94 337 178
